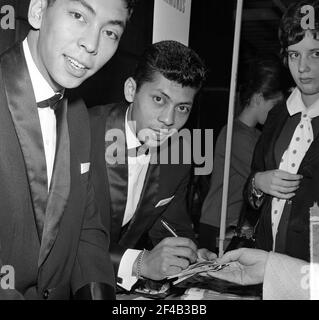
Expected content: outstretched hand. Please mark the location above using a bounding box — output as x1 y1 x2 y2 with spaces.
205 248 269 285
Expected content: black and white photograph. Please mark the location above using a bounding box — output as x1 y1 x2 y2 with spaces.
0 0 318 308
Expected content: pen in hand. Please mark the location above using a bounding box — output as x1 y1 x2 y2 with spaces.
161 218 200 265
160 218 178 237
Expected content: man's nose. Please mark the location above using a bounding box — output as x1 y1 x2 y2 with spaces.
158 106 175 126
78 28 99 55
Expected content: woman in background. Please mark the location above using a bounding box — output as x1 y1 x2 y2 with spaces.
199 56 288 253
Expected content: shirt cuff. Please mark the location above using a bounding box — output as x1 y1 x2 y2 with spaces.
117 249 141 291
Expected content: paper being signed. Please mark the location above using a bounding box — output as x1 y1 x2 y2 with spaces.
167 260 229 285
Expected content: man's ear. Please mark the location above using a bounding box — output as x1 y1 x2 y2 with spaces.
124 77 137 103
28 0 47 30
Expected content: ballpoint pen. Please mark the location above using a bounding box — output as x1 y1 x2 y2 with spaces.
160 218 178 237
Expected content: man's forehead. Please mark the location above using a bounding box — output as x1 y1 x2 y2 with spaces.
68 0 95 14
59 0 128 19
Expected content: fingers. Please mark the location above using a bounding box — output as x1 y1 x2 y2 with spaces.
275 178 300 188
168 246 197 264
154 240 198 264
271 191 296 199
147 252 192 278
275 170 303 181
274 185 298 194
259 170 303 199
164 257 190 276
206 252 217 261
158 237 198 253
165 266 184 276
216 248 246 265
197 248 217 261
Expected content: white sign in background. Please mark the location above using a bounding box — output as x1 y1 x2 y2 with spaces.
152 0 192 46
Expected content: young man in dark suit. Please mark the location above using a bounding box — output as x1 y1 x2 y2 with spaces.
0 0 135 299
245 0 319 262
90 41 216 291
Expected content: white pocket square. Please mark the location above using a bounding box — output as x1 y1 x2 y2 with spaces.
81 162 90 174
155 195 175 208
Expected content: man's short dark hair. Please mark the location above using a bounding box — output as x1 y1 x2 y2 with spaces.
279 0 319 64
133 40 207 92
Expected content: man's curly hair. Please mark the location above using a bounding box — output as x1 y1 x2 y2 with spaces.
279 0 319 65
133 40 207 92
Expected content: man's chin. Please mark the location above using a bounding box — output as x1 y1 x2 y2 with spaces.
53 74 87 89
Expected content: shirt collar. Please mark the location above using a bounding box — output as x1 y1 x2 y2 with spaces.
125 105 142 149
287 87 319 118
22 38 58 103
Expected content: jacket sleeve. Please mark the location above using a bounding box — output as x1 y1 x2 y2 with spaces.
263 252 310 300
243 114 274 210
70 175 116 300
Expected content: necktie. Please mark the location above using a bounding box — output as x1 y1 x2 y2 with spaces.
37 92 64 110
271 111 314 247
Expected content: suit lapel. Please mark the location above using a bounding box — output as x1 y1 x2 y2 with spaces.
38 99 70 267
104 104 129 241
266 105 319 172
1 44 48 242
265 106 289 170
134 154 160 216
299 129 319 173
1 44 71 267
119 154 160 248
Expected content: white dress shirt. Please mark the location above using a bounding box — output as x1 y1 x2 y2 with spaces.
23 38 57 191
117 106 151 290
271 88 319 249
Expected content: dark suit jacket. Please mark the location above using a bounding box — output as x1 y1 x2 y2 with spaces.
89 103 196 274
245 102 319 261
0 43 115 299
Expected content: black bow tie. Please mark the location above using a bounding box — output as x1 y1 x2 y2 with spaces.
37 92 64 110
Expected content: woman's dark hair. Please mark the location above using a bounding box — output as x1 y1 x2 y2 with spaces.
239 56 287 107
279 0 319 65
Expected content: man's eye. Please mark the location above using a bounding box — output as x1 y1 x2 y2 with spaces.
71 12 85 22
177 105 190 113
104 30 119 40
153 96 164 104
311 51 319 58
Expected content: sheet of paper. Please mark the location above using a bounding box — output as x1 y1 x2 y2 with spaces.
167 260 229 282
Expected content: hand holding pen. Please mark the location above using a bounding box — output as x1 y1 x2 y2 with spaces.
160 218 217 263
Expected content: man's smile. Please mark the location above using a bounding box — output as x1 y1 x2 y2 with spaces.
64 54 90 77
